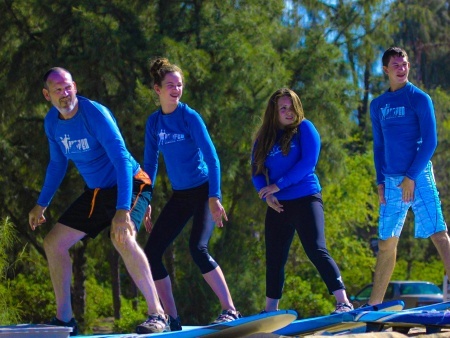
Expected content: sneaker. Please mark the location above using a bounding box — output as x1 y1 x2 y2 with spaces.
47 317 78 336
169 315 182 331
211 309 242 324
331 302 354 314
136 313 170 334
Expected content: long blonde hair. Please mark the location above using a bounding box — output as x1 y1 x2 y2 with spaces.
252 88 304 175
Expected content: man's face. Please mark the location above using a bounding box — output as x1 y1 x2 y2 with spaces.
383 55 410 91
42 71 78 118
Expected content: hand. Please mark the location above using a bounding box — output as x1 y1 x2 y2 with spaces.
399 177 415 202
111 209 134 244
258 184 280 199
144 205 153 233
209 197 228 228
29 205 47 231
266 194 284 213
377 184 386 205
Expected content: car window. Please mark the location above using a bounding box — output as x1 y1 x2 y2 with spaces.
384 284 394 298
399 283 442 295
355 285 373 300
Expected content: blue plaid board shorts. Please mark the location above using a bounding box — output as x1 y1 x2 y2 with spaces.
379 162 447 240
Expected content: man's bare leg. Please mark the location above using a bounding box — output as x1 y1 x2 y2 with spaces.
368 237 398 305
43 223 85 322
431 231 450 277
112 231 164 315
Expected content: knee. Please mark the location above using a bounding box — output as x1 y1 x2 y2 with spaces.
143 241 163 264
190 244 216 270
431 231 450 246
43 235 54 254
143 244 167 279
110 235 137 256
189 244 206 263
43 233 63 255
377 238 398 253
304 247 329 262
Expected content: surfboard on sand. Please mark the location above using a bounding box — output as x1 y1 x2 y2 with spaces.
0 323 73 337
317 300 450 336
346 300 450 334
3 310 296 338
144 309 297 338
274 299 405 336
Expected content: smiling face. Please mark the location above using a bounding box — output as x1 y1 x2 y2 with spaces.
383 55 410 92
42 70 78 119
154 71 183 114
277 96 295 129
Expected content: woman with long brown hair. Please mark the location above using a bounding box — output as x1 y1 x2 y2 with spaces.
252 88 353 314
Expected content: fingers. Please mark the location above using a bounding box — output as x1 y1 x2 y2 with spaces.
259 188 271 199
29 215 46 231
29 217 37 231
402 192 414 203
266 196 283 213
143 205 153 233
258 186 268 199
112 223 134 244
212 208 228 228
259 185 280 199
29 214 36 230
112 228 121 243
213 214 224 227
114 228 129 244
222 209 228 222
269 203 284 213
144 217 153 233
377 184 386 205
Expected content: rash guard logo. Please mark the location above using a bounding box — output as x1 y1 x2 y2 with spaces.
60 134 90 153
381 104 405 120
158 129 185 145
267 143 296 157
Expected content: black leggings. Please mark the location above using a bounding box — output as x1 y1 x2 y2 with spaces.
265 193 345 299
144 182 219 280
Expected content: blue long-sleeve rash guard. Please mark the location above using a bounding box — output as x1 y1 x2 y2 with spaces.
37 96 140 210
144 102 221 198
251 119 321 201
370 82 437 185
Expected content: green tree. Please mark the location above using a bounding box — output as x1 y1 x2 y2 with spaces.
391 0 450 90
0 217 23 324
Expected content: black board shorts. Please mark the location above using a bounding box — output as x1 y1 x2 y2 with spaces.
58 170 152 238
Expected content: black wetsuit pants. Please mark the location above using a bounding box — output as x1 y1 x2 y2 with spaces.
265 193 345 299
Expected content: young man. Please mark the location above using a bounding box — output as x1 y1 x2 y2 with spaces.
28 67 169 335
368 47 450 305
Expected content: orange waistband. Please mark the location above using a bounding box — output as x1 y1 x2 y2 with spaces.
134 168 151 185
88 169 151 218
